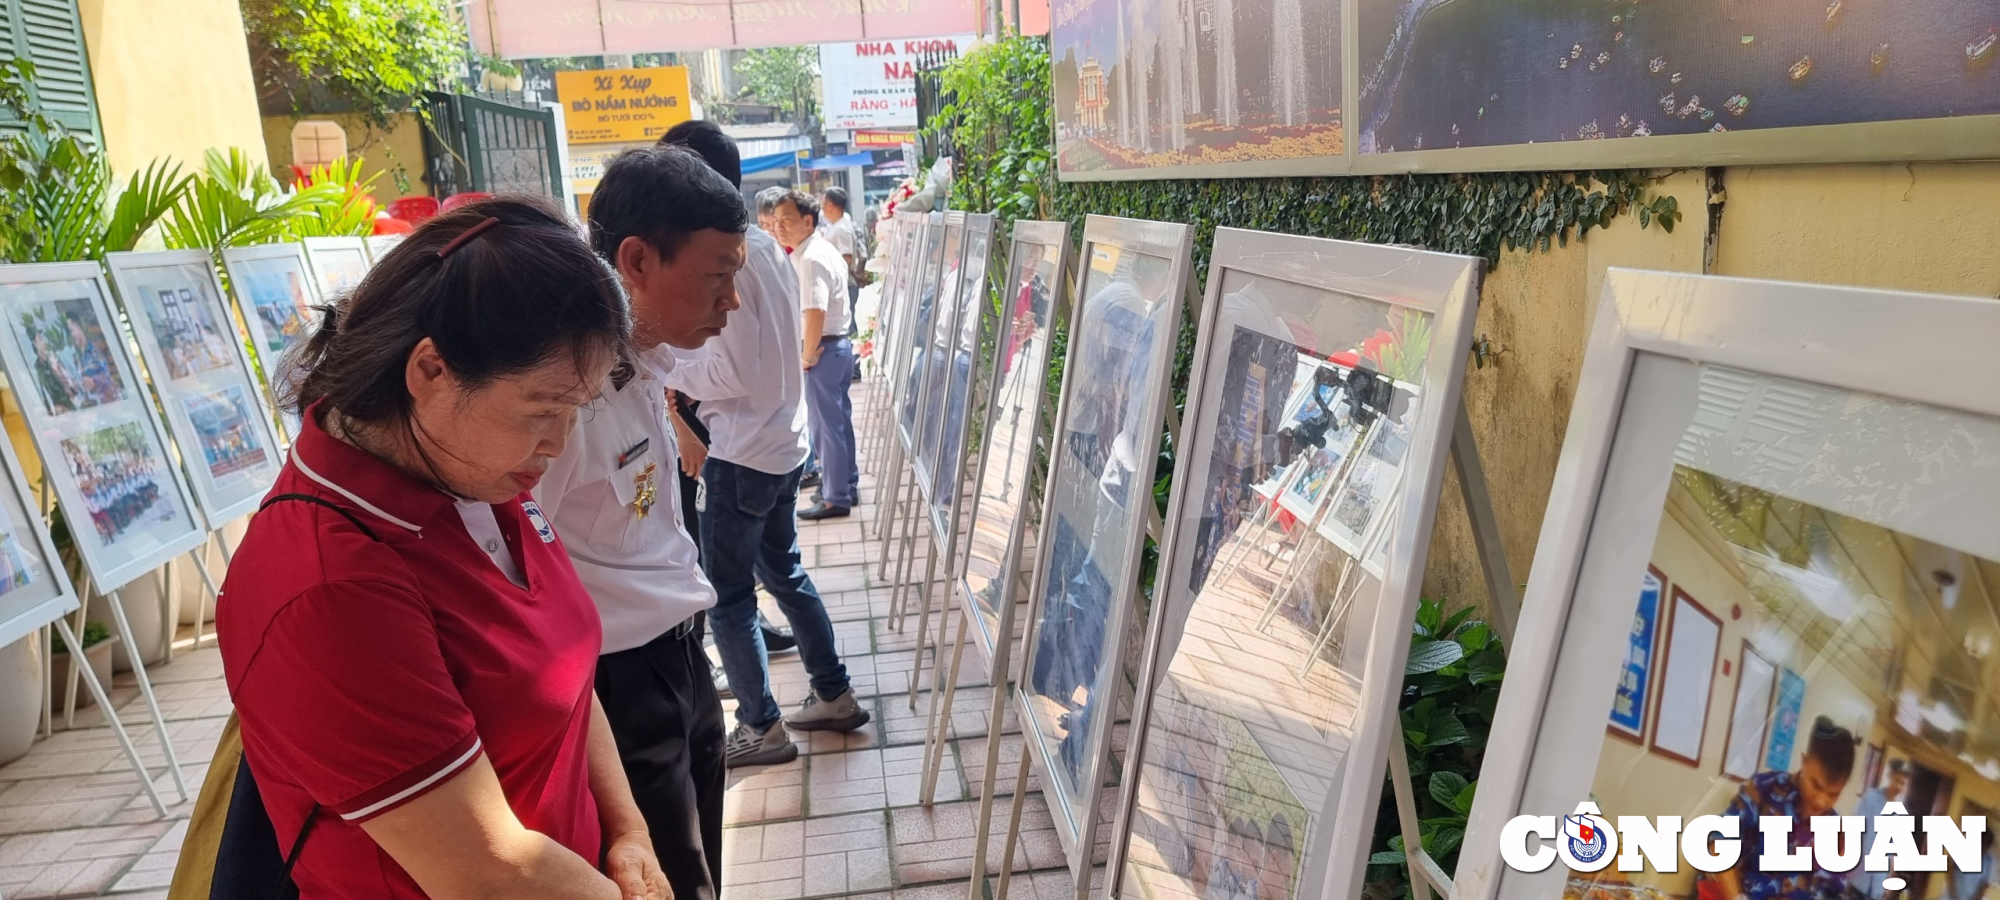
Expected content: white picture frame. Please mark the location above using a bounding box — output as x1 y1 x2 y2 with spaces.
1103 228 1484 900
1722 640 1777 782
103 250 286 527
1647 586 1720 767
895 213 949 451
219 243 324 395
1453 269 2000 900
0 262 210 593
1013 214 1195 886
0 404 82 649
927 212 996 540
911 211 969 498
364 233 405 263
301 236 372 299
956 219 1073 674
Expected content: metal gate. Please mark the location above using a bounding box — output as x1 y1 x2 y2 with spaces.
421 91 562 199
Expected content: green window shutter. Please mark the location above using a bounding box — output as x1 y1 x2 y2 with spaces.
1 0 100 137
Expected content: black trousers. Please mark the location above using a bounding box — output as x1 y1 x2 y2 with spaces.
595 618 726 900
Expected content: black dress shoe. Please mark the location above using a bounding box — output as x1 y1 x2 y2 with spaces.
760 613 798 655
797 502 851 521
800 470 823 489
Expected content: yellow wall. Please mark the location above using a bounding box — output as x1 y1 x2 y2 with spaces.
261 112 429 205
76 0 267 176
1421 162 2000 627
1713 162 2000 298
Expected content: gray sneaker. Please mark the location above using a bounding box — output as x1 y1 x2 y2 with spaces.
723 721 798 768
782 687 871 732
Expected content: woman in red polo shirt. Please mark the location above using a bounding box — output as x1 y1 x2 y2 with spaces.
218 197 668 900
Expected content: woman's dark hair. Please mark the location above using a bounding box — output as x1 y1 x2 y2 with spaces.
1803 715 1858 779
588 145 748 264
285 194 630 430
660 120 741 187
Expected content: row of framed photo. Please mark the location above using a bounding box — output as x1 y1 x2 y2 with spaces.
865 210 2000 900
0 236 391 647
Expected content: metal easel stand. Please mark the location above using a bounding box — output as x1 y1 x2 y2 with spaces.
914 445 987 805
103 585 191 802
52 616 171 816
1392 401 1521 900
183 529 232 650
982 399 1517 900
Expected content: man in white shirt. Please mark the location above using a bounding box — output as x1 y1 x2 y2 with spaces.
660 121 871 768
820 187 863 337
537 144 746 900
772 191 858 519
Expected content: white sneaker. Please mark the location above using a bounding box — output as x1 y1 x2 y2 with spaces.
782 687 871 732
723 721 798 768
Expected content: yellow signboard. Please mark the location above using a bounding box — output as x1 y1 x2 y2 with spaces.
556 67 692 144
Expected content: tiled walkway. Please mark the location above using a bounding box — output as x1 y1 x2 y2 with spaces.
0 415 1088 899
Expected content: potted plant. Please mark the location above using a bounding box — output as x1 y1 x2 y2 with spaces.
49 620 119 710
0 633 40 764
480 56 523 92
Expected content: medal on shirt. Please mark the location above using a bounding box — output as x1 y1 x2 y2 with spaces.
632 462 659 519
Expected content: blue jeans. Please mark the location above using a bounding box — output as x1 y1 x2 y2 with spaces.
699 458 848 729
804 337 859 508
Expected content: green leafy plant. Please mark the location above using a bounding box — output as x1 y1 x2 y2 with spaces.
51 619 111 655
733 46 820 122
161 148 347 251
241 0 467 127
1366 597 1508 899
931 37 1054 226
0 59 190 263
285 156 382 239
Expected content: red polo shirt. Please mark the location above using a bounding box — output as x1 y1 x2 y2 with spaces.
218 405 603 898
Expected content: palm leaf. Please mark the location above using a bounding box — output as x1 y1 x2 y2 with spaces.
103 158 191 254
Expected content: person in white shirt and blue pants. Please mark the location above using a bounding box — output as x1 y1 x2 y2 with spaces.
660 122 871 770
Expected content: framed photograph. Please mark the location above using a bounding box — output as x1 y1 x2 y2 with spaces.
0 399 81 649
1722 641 1778 781
1763 666 1807 772
895 213 949 451
302 236 372 299
1015 214 1195 884
911 212 969 499
0 263 209 593
1049 0 1998 180
220 243 323 393
926 212 997 540
1606 566 1668 742
1648 586 1721 766
364 233 405 263
872 215 921 399
956 219 1073 674
1313 408 1414 567
103 251 285 525
1453 269 2000 900
1103 229 1483 900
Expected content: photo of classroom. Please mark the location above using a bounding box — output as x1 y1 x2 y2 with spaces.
1571 463 2000 900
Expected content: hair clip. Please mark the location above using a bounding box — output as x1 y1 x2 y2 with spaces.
437 216 502 259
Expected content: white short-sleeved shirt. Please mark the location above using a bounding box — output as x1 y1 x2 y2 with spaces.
794 231 851 336
661 226 812 475
820 216 858 258
535 345 717 652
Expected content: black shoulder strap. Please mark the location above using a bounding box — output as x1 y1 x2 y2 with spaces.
259 492 381 543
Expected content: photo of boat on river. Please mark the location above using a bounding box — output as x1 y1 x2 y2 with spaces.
1052 0 1342 177
1357 0 1999 157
